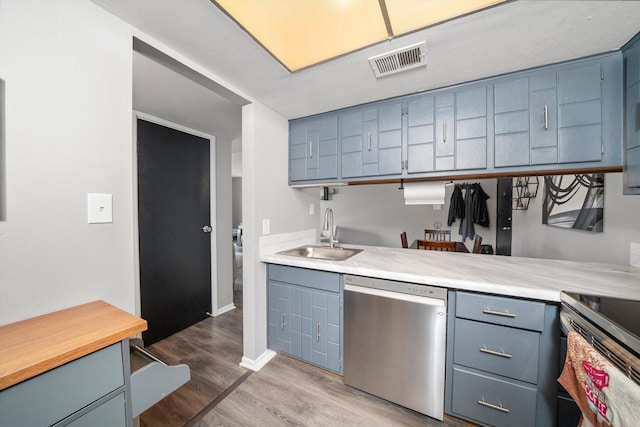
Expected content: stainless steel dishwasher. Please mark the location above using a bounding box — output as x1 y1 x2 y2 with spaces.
343 274 447 420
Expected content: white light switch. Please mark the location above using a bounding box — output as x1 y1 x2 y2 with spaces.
88 193 113 224
262 219 271 235
309 203 315 215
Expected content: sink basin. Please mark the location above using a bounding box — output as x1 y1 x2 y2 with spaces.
278 245 363 261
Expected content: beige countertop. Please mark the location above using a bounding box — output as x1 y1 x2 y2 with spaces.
0 300 147 391
261 244 640 302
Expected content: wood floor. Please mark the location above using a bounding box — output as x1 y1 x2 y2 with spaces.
137 292 474 427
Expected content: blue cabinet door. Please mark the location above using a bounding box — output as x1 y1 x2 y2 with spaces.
407 94 435 173
494 77 530 167
340 109 364 178
530 72 558 165
318 116 338 180
557 62 602 163
362 114 379 176
340 107 378 178
377 101 403 175
624 36 640 191
267 281 291 354
455 85 487 170
435 94 455 171
289 115 338 182
289 120 308 182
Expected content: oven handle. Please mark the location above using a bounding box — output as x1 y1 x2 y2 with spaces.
559 311 574 335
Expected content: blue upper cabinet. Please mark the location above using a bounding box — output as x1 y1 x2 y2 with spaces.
340 101 401 179
289 52 622 185
377 101 403 176
289 114 338 184
455 85 488 170
406 94 435 173
494 77 531 167
623 33 640 194
435 93 455 171
493 53 621 171
340 106 379 178
557 62 602 163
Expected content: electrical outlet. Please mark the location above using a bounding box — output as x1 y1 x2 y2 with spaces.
262 219 271 235
309 203 315 215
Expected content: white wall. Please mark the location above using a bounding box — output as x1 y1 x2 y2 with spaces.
319 179 497 251
512 172 640 265
241 102 317 365
0 0 135 323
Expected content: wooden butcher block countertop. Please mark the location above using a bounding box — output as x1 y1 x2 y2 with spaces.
0 300 147 391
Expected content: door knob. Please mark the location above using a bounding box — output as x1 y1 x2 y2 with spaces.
202 226 212 233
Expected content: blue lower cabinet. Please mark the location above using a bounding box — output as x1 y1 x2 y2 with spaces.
445 291 559 427
267 264 343 374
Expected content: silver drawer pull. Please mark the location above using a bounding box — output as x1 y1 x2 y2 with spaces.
480 346 512 359
316 322 321 341
280 313 286 330
482 308 516 318
478 398 510 413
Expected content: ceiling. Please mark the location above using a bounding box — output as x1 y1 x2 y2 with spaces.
213 0 504 71
93 0 640 131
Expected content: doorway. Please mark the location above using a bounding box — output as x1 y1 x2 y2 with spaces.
496 178 513 256
136 117 215 345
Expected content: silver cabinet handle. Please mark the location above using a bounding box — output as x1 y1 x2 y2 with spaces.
480 346 512 359
482 308 516 318
367 132 371 151
309 141 313 158
543 105 548 130
280 313 286 330
316 322 320 342
478 398 510 413
502 226 511 230
443 121 447 142
202 226 212 233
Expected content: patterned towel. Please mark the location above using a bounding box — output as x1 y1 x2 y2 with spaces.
558 331 640 427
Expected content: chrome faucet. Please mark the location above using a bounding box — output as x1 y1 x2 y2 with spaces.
323 207 336 249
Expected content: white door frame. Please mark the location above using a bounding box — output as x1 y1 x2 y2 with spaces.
131 110 218 319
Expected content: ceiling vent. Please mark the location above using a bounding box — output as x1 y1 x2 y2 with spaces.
368 41 426 78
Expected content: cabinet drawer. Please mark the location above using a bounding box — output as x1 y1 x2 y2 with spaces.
268 265 341 293
456 292 545 331
453 318 540 384
451 366 537 427
63 392 127 427
0 343 124 427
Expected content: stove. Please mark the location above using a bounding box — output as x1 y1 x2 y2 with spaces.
560 291 640 385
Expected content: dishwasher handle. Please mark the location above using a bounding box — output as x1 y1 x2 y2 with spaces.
344 283 446 307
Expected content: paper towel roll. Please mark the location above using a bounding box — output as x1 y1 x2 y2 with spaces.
404 181 445 205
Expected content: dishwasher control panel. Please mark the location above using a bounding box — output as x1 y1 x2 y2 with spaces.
344 274 447 301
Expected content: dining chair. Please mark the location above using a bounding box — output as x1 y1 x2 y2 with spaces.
424 229 451 241
417 240 456 251
400 232 409 249
472 235 483 254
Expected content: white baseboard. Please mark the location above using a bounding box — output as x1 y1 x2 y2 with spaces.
239 349 277 372
215 303 236 316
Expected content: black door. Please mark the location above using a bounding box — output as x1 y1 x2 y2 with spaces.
137 119 212 345
496 178 512 256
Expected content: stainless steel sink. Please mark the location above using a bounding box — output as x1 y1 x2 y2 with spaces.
278 245 363 261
